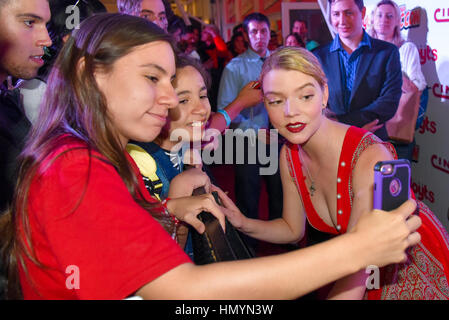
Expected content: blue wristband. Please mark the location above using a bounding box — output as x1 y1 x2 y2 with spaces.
217 109 231 127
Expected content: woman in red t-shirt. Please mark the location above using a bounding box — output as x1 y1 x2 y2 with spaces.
0 13 421 300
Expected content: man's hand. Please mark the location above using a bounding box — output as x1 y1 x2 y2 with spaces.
234 81 263 110
362 119 384 133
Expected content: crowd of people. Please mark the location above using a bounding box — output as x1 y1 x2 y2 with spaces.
0 0 448 300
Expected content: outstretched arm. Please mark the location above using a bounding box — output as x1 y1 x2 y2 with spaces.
136 199 421 299
217 66 264 132
217 145 307 244
208 81 262 133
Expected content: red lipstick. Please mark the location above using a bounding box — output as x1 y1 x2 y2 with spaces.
286 122 306 133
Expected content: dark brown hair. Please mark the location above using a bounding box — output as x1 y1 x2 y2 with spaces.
328 0 364 12
116 0 142 15
176 54 211 90
0 13 177 299
285 33 306 48
243 12 270 34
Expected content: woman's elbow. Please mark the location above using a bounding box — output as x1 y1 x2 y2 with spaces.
289 227 306 245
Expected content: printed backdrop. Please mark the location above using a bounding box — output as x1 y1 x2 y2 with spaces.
364 0 449 231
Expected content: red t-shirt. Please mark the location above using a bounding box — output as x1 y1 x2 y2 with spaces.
18 137 191 299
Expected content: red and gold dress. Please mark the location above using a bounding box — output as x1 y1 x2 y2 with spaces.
285 126 449 300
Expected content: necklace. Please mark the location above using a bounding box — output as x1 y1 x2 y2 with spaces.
301 153 316 197
304 164 316 196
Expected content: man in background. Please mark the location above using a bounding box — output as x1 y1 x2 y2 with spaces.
313 0 402 140
117 0 168 31
292 19 319 51
0 0 52 299
0 0 52 213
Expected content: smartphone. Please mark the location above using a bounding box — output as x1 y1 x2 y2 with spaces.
373 160 411 211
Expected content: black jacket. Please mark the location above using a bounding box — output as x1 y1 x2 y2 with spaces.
0 87 31 212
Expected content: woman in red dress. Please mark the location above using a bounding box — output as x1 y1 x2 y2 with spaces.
0 14 421 300
222 46 449 299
